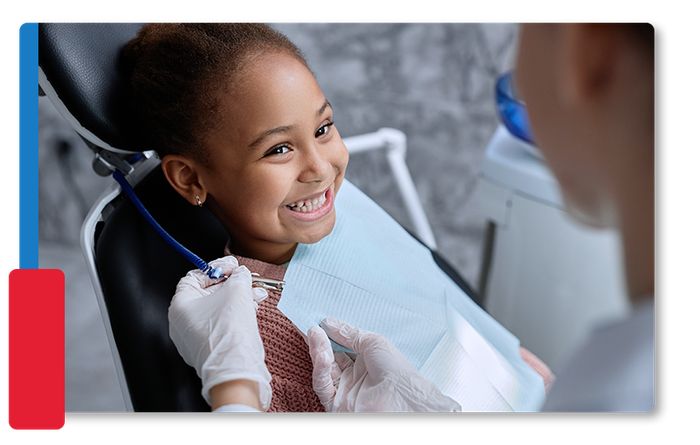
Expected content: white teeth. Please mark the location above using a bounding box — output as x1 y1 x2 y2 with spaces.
287 193 327 213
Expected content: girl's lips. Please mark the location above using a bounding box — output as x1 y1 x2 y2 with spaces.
282 185 335 222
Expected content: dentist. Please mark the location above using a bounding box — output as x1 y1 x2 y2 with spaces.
168 23 654 412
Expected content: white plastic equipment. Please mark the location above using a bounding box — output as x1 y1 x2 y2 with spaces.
476 125 630 371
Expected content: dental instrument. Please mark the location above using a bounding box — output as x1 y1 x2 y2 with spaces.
251 273 286 291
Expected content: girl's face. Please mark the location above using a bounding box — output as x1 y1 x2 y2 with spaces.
198 51 349 264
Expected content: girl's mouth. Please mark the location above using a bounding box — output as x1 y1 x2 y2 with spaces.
283 185 334 221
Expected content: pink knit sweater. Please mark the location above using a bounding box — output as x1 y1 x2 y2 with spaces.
234 255 325 412
230 254 554 412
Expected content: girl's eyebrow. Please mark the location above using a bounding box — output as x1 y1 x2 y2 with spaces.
317 100 332 117
248 124 294 149
248 100 332 150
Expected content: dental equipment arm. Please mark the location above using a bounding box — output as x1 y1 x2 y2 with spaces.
307 317 462 412
168 256 272 411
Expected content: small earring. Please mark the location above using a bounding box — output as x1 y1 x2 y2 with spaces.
195 196 203 207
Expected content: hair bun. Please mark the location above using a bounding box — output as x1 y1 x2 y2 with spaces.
120 22 172 76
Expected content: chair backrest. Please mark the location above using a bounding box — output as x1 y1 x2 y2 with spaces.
95 166 227 411
40 22 218 411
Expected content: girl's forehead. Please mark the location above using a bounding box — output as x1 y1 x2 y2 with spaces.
232 53 321 109
235 51 315 88
211 52 326 146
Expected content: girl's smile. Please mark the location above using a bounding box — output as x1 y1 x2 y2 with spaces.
283 183 335 222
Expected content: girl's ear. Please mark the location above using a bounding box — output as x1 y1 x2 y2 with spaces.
161 154 207 206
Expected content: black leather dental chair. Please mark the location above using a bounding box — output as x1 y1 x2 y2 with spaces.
40 23 218 411
38 22 482 412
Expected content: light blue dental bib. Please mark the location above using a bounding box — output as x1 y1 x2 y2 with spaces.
279 180 545 411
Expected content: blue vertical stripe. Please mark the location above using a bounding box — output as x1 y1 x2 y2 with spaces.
19 23 38 269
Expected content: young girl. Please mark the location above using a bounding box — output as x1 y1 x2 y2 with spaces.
122 23 552 412
123 23 349 412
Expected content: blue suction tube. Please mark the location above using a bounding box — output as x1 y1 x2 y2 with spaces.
112 168 224 279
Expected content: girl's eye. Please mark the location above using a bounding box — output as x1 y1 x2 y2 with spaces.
315 122 334 138
265 145 290 157
263 122 333 157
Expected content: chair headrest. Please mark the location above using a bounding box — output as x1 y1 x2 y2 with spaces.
39 23 144 153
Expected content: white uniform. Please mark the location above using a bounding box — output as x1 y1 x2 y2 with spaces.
541 298 654 412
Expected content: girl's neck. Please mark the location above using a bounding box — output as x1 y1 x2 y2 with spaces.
226 238 298 266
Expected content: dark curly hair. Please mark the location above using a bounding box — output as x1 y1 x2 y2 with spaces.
120 23 309 166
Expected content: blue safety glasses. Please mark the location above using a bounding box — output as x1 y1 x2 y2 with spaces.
495 71 536 146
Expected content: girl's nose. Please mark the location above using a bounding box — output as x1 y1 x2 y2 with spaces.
298 145 332 183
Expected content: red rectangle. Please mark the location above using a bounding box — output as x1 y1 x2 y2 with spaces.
9 269 65 429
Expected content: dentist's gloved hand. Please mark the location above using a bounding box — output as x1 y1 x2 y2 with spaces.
168 256 271 410
307 317 461 412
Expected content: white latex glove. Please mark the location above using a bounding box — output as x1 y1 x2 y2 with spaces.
307 317 461 412
168 256 272 410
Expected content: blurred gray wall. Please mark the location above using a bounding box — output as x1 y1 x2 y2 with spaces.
38 23 519 411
